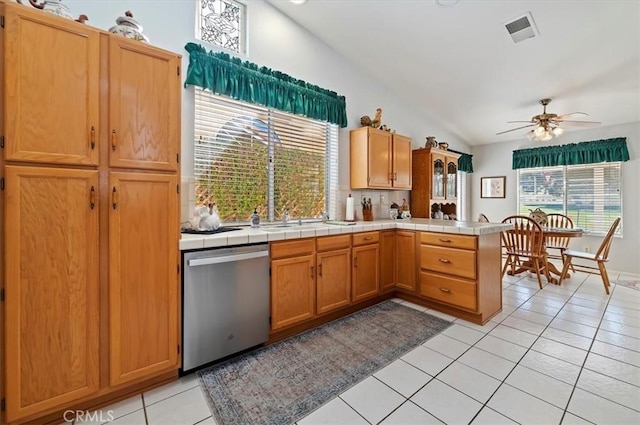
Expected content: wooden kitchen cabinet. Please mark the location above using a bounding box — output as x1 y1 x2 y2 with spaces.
1 3 182 422
379 231 396 292
270 240 316 330
3 6 100 165
3 166 100 422
352 232 380 302
418 231 502 324
350 127 412 189
395 231 417 291
411 148 460 218
109 37 180 171
316 235 351 314
108 172 179 386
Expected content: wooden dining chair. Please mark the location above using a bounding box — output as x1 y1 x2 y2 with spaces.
478 213 490 222
545 213 575 272
559 217 621 294
501 215 549 289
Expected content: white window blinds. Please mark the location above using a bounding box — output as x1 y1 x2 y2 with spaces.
194 88 338 223
517 163 622 235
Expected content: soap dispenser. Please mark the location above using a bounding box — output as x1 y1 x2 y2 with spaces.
251 208 260 228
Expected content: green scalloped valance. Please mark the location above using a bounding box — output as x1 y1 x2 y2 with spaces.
183 43 348 127
512 138 630 169
448 149 473 173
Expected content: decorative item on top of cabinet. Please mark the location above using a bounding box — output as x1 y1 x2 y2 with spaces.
109 11 150 43
350 127 412 189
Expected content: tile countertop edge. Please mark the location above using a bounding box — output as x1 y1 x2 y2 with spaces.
179 219 512 251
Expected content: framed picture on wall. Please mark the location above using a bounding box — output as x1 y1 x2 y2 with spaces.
481 176 506 198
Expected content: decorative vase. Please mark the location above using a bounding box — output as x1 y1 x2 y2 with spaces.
109 11 149 43
26 0 73 19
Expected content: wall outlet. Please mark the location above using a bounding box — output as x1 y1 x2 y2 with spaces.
583 246 590 253
380 194 386 205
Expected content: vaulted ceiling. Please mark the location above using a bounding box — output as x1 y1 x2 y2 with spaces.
269 0 640 146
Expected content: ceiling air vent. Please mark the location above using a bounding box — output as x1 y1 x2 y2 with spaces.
504 12 539 44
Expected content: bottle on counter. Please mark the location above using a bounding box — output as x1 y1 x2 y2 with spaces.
251 208 260 228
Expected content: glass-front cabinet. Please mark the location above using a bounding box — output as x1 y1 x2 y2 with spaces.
446 160 458 199
410 148 460 219
432 157 445 199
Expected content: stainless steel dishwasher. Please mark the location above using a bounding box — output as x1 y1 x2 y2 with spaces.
182 243 270 373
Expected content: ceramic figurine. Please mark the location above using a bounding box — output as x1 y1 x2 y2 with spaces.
27 0 73 20
109 11 150 43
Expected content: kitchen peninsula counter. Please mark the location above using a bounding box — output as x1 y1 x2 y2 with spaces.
179 219 511 250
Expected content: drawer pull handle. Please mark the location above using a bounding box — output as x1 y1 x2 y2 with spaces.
439 238 452 243
90 126 96 149
318 264 323 276
111 129 117 151
89 186 96 209
112 187 118 209
438 259 451 263
364 236 373 240
439 287 451 293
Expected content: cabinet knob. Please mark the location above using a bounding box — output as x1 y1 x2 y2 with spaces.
111 129 117 151
90 126 96 150
89 186 96 209
112 187 118 209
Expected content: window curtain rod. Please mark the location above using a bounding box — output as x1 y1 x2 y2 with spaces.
447 148 473 173
512 137 630 169
183 43 348 127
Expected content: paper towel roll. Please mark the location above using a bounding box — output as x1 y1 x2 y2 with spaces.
345 195 355 221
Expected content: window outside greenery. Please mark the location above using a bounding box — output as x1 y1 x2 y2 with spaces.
517 163 622 235
194 89 338 224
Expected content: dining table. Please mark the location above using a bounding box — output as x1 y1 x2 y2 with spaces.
506 226 584 285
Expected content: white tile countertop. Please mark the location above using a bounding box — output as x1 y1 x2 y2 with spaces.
180 219 512 251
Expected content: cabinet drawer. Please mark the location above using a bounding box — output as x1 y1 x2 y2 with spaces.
420 245 476 279
420 271 477 311
352 231 379 246
420 232 476 250
270 239 315 259
317 234 351 252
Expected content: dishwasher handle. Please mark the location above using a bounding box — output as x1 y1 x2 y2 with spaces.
187 249 268 267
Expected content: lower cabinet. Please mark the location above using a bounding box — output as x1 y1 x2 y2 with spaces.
270 239 316 330
395 230 417 291
316 235 351 314
108 172 179 386
352 232 380 302
379 231 396 292
4 166 100 422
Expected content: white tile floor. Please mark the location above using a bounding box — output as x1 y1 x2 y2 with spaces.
75 270 640 425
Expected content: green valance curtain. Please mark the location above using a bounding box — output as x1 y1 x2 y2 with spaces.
448 149 474 173
512 137 630 169
183 43 348 127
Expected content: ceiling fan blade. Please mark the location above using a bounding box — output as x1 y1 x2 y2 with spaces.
506 120 535 124
556 112 588 120
556 120 601 127
496 124 536 135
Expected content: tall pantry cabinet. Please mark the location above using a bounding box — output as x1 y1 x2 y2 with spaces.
0 3 181 423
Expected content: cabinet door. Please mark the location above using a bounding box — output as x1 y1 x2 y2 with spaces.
352 244 379 302
4 7 99 165
446 157 458 200
379 231 396 291
431 153 446 199
367 131 393 188
109 172 179 386
271 255 315 330
316 248 351 314
396 231 417 291
109 38 180 171
392 134 412 188
4 166 99 422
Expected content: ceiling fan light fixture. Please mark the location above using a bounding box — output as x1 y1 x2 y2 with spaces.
552 126 564 136
534 125 546 136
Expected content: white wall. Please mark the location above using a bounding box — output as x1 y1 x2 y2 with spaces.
471 122 640 274
68 0 470 220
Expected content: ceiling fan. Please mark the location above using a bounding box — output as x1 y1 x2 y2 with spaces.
496 98 601 141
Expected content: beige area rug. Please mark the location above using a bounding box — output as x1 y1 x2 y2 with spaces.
197 300 452 425
614 280 640 291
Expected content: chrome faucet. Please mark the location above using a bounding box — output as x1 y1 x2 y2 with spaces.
283 209 290 226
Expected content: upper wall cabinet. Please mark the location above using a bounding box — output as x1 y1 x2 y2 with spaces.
109 38 180 171
350 127 412 190
3 6 100 165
